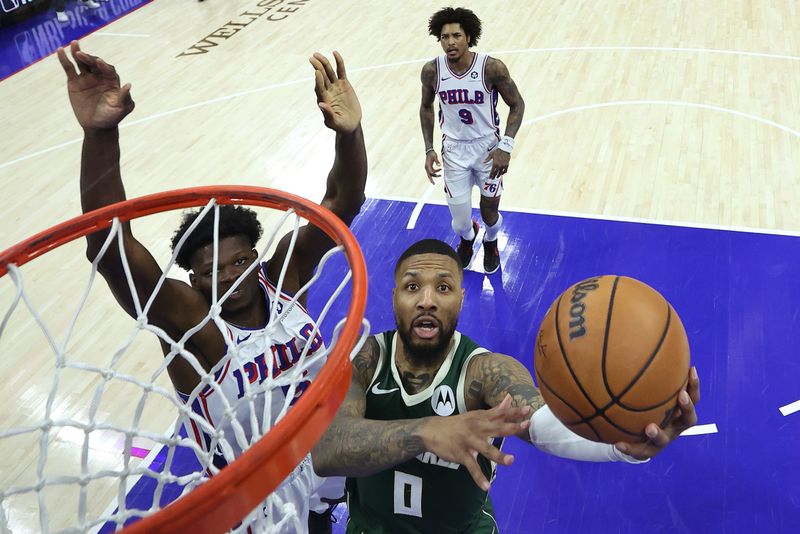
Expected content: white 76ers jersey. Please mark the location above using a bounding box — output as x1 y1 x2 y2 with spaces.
177 262 325 472
436 52 500 141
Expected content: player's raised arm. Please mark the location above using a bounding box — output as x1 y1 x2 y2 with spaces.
467 352 700 462
419 60 441 183
266 51 367 300
312 336 531 491
59 41 221 384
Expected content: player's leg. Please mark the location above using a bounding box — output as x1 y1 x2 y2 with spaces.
443 140 480 267
475 139 504 274
479 195 502 274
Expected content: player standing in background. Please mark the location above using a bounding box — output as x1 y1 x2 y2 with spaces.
420 7 525 274
57 40 366 533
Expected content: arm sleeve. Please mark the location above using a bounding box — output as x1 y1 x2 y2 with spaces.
528 405 649 464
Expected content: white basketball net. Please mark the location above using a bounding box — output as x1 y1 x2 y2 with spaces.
0 198 367 533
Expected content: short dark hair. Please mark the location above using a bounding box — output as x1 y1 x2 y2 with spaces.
170 205 263 270
428 7 482 47
394 239 462 277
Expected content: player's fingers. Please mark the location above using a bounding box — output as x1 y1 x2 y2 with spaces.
478 439 515 467
119 83 134 108
70 42 92 75
688 366 700 404
56 48 78 79
96 58 120 84
313 69 328 100
332 50 347 80
643 423 670 449
313 52 337 83
462 455 491 491
497 393 512 410
675 389 697 430
309 56 331 91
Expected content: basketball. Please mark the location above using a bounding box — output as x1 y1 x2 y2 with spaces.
534 275 690 444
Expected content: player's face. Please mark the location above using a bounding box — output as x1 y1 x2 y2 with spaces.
439 23 470 62
393 253 465 361
189 235 261 316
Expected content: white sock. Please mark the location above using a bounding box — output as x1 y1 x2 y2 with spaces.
483 213 503 241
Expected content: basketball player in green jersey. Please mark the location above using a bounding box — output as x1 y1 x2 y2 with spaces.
312 239 700 533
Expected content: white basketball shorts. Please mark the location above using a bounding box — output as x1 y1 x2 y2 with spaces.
441 134 503 202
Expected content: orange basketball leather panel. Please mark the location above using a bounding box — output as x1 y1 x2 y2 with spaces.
535 275 691 444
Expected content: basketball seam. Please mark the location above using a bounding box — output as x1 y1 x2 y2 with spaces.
600 276 621 400
618 375 689 412
534 369 603 441
611 300 672 405
553 285 602 413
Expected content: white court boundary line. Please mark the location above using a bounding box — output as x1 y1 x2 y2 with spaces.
680 423 718 436
3 44 800 171
378 193 800 238
779 400 800 416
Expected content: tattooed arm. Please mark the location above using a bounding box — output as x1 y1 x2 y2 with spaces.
312 336 532 490
485 57 525 139
483 57 525 179
464 352 544 443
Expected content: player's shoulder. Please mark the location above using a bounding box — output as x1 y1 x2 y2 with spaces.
420 58 438 82
484 56 510 79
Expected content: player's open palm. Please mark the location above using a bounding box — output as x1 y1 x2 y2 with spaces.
57 41 134 130
310 51 361 134
420 394 531 491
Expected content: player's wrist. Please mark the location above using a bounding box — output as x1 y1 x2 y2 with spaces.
425 147 435 155
497 136 515 153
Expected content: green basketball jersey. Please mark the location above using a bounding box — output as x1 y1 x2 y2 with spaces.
345 330 502 534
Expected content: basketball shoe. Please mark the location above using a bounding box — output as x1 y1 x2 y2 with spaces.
483 239 500 274
457 220 480 268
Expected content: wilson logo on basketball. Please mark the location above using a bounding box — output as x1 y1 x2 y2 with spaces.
568 278 600 340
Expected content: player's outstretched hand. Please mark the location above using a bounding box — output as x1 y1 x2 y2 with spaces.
424 150 441 183
57 41 134 130
310 51 361 134
614 366 700 460
484 147 511 179
419 394 532 491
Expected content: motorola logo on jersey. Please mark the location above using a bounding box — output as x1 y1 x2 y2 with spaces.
432 385 456 416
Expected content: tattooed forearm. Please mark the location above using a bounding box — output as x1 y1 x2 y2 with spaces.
313 415 427 477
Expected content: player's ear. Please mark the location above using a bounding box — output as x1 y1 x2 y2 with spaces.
189 272 196 286
460 287 465 309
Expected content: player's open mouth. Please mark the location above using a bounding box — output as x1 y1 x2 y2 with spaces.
412 317 440 339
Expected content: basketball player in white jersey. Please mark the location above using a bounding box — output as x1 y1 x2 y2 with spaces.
57 41 366 533
420 7 525 274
